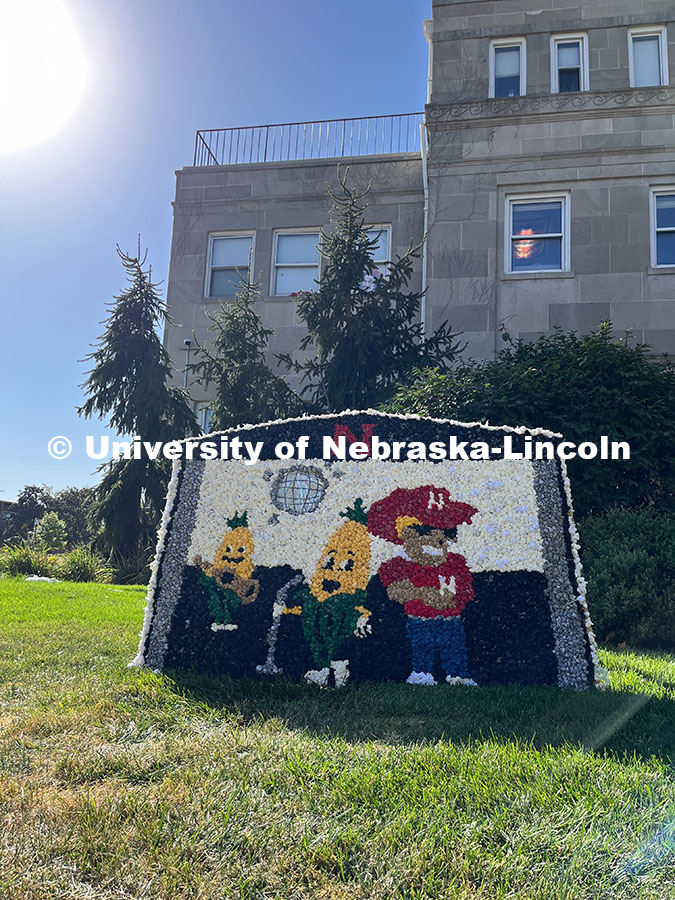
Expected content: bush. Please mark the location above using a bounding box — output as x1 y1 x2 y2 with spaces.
0 542 58 578
109 548 152 585
0 542 114 583
387 325 675 516
579 508 675 649
34 511 67 552
58 547 113 583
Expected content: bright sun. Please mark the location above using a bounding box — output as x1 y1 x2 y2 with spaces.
0 0 87 153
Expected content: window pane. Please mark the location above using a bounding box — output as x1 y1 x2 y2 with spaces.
512 201 562 236
210 268 239 297
559 68 581 92
557 42 581 68
275 265 318 294
656 194 675 229
495 46 520 77
512 237 562 271
656 232 675 265
211 235 252 267
632 35 661 86
366 228 389 260
494 46 521 97
201 408 212 432
276 232 319 264
495 74 521 97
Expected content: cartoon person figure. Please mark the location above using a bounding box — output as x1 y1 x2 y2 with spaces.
192 511 259 631
282 499 372 687
368 486 478 686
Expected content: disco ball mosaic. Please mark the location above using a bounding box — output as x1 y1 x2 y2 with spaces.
270 465 328 515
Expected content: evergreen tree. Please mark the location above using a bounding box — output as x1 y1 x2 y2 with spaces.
278 167 464 411
79 244 197 556
191 269 304 430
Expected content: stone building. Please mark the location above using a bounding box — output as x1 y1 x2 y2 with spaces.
164 0 675 426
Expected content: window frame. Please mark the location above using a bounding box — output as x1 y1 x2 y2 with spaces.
196 404 212 434
204 231 255 300
271 228 321 297
649 187 675 268
550 33 589 93
365 224 391 275
489 37 527 99
504 192 571 275
628 25 669 88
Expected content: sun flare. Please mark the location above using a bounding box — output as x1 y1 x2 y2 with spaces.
0 0 87 153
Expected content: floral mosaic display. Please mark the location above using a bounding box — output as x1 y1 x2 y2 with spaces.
133 412 604 690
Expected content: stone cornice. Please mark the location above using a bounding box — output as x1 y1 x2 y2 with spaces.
427 88 675 126
432 14 674 44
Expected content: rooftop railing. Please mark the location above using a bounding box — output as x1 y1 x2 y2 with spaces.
193 112 425 166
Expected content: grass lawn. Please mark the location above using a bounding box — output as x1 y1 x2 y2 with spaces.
1 580 674 899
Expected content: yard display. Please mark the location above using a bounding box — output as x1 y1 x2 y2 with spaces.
133 412 602 689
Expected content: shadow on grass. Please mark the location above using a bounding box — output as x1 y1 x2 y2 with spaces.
165 667 675 762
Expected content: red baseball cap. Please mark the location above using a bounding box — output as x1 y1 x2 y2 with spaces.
368 485 477 544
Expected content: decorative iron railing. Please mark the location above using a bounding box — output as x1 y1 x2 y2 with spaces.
193 112 425 166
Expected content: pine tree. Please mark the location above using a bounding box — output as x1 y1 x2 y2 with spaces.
277 167 465 411
79 243 197 556
191 269 304 430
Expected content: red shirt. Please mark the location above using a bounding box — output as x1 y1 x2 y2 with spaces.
378 554 474 618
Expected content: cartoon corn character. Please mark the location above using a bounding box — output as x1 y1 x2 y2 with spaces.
284 498 372 687
193 511 259 631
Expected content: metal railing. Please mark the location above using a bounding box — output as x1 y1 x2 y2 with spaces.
193 112 425 166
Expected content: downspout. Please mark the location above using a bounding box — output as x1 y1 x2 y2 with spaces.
421 18 433 338
423 18 433 104
420 122 429 338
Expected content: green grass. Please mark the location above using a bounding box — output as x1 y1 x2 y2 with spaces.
1 579 675 899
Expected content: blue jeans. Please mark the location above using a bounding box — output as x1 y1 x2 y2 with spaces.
405 616 469 678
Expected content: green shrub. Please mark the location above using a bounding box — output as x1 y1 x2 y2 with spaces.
34 511 67 552
387 325 675 516
0 542 58 578
579 508 675 649
58 547 113 583
109 548 152 585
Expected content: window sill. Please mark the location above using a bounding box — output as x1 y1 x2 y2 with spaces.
204 296 300 304
647 266 675 275
501 270 575 281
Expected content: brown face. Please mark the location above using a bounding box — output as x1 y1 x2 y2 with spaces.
401 525 454 567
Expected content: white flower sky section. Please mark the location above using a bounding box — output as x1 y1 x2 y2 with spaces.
188 458 545 580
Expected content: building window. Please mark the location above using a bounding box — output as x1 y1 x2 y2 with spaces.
490 38 526 98
506 195 570 273
197 405 212 433
206 233 254 298
273 230 320 295
551 34 589 93
365 226 391 275
651 190 675 266
629 27 668 87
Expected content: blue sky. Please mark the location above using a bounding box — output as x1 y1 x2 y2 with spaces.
0 0 430 503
